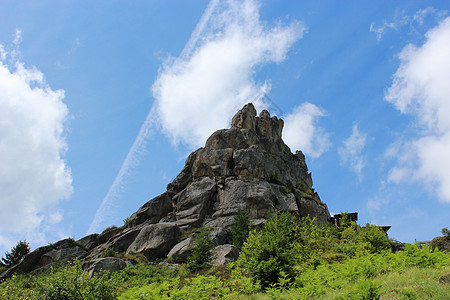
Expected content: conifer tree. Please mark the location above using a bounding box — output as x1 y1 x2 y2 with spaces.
1 240 30 268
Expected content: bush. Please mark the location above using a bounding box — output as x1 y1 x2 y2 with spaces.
187 227 215 272
237 211 300 288
356 224 391 254
0 260 117 299
230 209 250 250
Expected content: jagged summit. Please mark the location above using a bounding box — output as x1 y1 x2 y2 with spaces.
1 103 331 279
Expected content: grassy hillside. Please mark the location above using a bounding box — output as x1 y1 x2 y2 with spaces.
1 212 449 299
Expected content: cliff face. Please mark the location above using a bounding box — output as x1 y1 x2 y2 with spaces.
1 103 330 278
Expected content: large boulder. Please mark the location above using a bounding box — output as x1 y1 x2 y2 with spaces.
128 192 173 227
82 257 129 277
167 237 195 263
127 223 181 261
0 239 87 280
210 244 240 266
430 236 450 253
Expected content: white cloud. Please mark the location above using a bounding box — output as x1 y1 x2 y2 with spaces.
385 17 450 202
152 0 305 148
282 103 330 158
338 123 367 178
0 39 72 250
370 7 447 41
370 21 397 41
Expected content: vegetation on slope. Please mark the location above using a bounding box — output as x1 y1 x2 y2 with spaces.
1 212 449 299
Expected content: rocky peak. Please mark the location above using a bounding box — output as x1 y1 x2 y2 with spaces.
1 103 331 279
230 103 283 140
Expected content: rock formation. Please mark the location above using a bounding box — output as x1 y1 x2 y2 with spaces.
1 103 330 279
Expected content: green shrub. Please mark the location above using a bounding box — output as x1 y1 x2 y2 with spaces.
68 237 87 250
187 227 215 272
336 279 380 300
355 224 391 255
123 217 131 228
0 260 117 299
112 263 177 290
102 225 119 235
230 209 250 250
101 248 121 258
442 227 449 237
238 211 300 288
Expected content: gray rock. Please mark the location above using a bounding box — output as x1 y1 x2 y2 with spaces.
0 239 87 280
209 227 229 245
231 103 257 131
212 180 275 219
174 177 217 222
167 237 194 263
128 192 173 227
39 246 86 267
97 226 123 244
296 190 330 225
82 257 128 277
210 244 240 266
127 223 181 261
77 234 99 251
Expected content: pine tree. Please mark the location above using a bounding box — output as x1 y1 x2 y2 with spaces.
1 240 30 268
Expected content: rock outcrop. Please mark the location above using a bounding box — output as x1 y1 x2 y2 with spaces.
1 103 330 279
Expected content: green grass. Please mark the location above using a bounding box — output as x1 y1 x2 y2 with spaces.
1 212 448 299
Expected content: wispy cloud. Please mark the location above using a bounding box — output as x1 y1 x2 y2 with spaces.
338 123 367 178
0 32 72 252
152 0 305 147
283 103 331 158
369 21 397 41
370 7 448 41
385 17 450 203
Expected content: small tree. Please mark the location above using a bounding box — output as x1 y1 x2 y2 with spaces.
187 227 214 272
1 240 30 268
442 227 449 237
230 209 250 250
237 211 299 288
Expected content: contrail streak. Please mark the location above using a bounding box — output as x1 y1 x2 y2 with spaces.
87 0 220 234
87 110 154 234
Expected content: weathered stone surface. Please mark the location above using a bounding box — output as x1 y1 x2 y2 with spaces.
174 177 216 222
39 246 86 267
0 239 87 280
210 244 240 266
0 245 51 279
127 223 181 261
167 237 195 263
128 192 173 227
209 227 229 246
78 234 99 251
213 180 275 219
231 103 257 131
97 226 123 244
430 236 450 253
295 189 330 225
82 257 128 277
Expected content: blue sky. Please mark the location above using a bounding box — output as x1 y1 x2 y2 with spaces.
1 0 449 254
